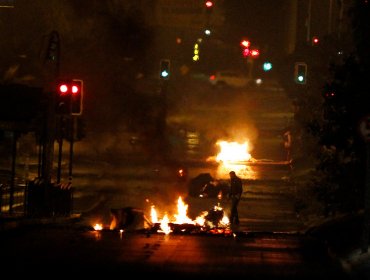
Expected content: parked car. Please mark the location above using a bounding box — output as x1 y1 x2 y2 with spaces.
209 70 250 88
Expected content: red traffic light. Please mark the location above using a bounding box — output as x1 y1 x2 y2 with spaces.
240 39 250 48
250 49 260 57
56 79 83 115
71 79 83 115
242 48 250 57
58 83 69 95
312 36 319 45
205 1 213 8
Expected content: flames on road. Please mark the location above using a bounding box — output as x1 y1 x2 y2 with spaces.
150 196 230 235
94 140 254 234
210 139 257 179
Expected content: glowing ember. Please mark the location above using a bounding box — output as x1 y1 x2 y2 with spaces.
93 223 103 231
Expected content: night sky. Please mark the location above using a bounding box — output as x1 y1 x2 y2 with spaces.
223 0 287 56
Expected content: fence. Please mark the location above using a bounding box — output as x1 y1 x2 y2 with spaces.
0 179 73 218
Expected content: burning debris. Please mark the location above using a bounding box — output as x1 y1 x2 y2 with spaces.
149 196 232 235
97 196 232 236
94 139 255 235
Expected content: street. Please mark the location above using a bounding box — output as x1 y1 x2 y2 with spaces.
0 80 359 280
0 221 347 279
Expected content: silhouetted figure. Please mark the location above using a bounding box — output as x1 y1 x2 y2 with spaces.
228 171 243 225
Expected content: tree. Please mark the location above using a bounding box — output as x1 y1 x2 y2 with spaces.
290 1 370 216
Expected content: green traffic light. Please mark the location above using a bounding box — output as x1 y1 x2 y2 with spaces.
297 75 304 83
263 62 272 71
161 70 169 78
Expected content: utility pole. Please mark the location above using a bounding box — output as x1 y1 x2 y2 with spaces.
306 0 312 44
359 116 370 253
42 30 60 185
328 0 333 35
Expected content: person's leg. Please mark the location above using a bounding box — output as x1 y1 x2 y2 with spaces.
231 198 238 224
233 198 240 224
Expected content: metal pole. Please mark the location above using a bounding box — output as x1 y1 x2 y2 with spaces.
56 115 64 184
9 131 17 215
361 143 370 253
306 0 312 43
68 116 74 183
328 0 333 34
57 138 63 184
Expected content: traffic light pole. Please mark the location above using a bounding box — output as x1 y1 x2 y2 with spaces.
362 143 370 253
41 90 56 185
68 116 75 183
56 116 64 184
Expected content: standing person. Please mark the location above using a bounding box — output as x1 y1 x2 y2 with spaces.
228 171 243 225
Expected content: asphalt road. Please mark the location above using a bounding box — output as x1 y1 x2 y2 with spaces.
0 221 349 280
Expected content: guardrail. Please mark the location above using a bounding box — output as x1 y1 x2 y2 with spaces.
0 180 73 218
0 183 27 215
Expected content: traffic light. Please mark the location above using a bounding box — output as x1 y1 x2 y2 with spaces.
205 1 213 10
294 62 307 84
56 79 83 115
312 36 319 46
240 39 251 58
71 79 83 115
240 39 250 48
56 80 72 114
159 59 170 79
46 30 60 62
263 62 272 72
250 49 260 58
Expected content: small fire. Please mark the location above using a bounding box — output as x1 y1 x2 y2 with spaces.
159 214 172 235
150 205 158 223
174 196 194 224
93 223 103 231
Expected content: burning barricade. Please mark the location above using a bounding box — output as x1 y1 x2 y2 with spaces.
102 196 232 236
148 196 232 236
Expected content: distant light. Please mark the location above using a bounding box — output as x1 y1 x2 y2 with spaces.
255 78 262 85
161 70 169 78
176 37 182 44
312 36 319 46
204 29 211 36
240 39 250 48
242 48 250 57
263 62 272 71
59 84 68 94
250 49 260 57
205 1 213 8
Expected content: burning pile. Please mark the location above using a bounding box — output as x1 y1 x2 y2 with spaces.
149 196 231 235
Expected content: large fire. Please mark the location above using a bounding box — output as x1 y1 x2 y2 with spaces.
150 196 230 235
216 140 252 163
210 140 256 179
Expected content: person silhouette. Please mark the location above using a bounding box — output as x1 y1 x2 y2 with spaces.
228 171 243 225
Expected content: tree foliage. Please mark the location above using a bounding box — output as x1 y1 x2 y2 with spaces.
288 1 370 215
